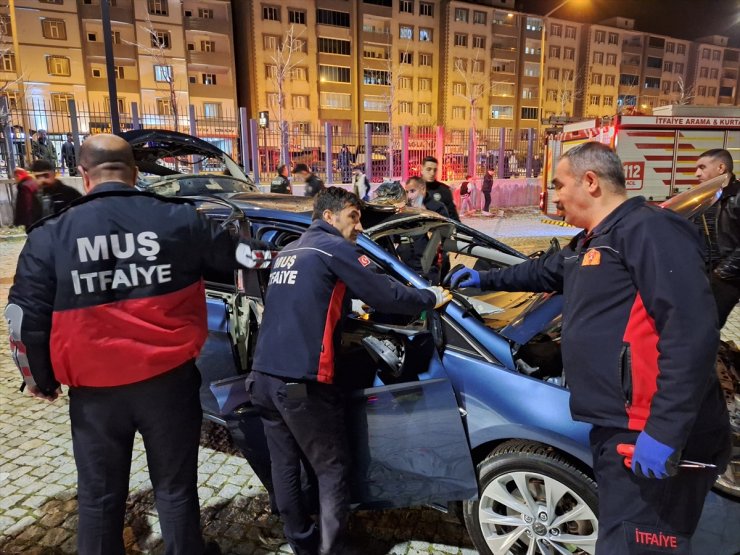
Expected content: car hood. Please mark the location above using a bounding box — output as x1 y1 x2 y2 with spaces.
659 173 730 218
120 129 249 181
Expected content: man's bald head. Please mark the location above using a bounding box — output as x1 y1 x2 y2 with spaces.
78 134 137 189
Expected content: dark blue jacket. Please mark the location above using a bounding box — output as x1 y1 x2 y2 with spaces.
252 220 436 384
8 182 242 392
480 196 727 450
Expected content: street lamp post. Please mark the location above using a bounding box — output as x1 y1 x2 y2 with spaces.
538 0 579 130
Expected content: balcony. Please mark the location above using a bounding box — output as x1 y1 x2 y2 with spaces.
622 42 642 55
187 51 230 67
87 77 140 94
362 29 391 44
79 3 134 23
188 82 233 98
184 17 229 35
493 22 518 37
85 42 137 60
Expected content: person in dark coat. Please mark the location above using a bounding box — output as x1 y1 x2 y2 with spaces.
481 168 494 215
30 159 82 218
420 156 459 220
270 164 292 194
338 144 353 183
61 133 78 176
293 163 325 198
12 168 41 229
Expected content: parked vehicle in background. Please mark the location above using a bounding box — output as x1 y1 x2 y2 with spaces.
541 105 740 216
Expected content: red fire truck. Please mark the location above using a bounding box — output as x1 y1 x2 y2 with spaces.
540 105 740 216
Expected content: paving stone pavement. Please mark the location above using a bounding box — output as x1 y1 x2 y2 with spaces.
1 211 738 555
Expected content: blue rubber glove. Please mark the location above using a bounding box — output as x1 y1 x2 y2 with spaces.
631 431 677 479
449 267 481 289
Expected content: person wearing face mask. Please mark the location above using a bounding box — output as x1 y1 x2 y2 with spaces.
247 187 451 555
404 176 448 217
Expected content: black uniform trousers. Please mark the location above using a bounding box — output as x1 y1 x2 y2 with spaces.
590 426 731 555
68 360 205 555
710 274 740 328
482 191 491 212
249 370 350 555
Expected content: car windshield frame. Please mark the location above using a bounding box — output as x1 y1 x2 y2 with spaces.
140 175 258 197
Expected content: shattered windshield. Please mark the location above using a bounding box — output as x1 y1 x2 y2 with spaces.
141 175 259 197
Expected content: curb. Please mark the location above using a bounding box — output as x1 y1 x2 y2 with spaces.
540 218 575 228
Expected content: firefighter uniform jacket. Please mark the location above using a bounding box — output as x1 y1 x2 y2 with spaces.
252 220 436 384
480 196 727 451
7 182 244 393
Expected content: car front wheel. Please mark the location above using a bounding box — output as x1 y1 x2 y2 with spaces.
464 440 598 555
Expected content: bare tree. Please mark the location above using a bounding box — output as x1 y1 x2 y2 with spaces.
126 15 181 132
268 25 305 166
676 75 695 105
378 39 411 180
545 66 585 117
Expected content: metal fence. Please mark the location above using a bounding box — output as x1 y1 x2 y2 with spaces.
0 99 545 186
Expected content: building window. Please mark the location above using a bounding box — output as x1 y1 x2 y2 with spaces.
473 35 485 49
399 51 413 64
399 101 412 114
292 121 311 134
0 53 15 72
0 91 19 109
700 67 708 78
662 81 671 94
363 95 386 111
521 107 538 120
46 56 71 76
40 0 64 3
702 49 710 59
698 85 706 96
319 64 351 83
490 105 513 119
521 87 535 100
606 53 617 66
546 89 557 101
262 5 280 21
708 86 717 97
400 0 413 14
452 106 466 120
712 50 720 61
549 45 560 58
418 77 431 91
604 75 615 87
564 47 574 60
677 44 685 54
675 62 684 73
363 45 389 59
551 24 562 37
292 95 309 109
454 33 467 47
608 32 618 45
419 28 432 42
92 67 101 77
672 82 681 92
663 61 673 72
603 96 613 106
152 30 171 49
320 92 351 110
473 10 486 24
399 76 412 89
419 2 433 16
264 64 277 79
720 86 733 97
114 65 125 79
525 17 542 31
288 9 306 25
316 9 350 27
452 82 466 95
198 8 213 18
565 26 576 39
112 31 121 44
710 68 718 79
363 69 390 85
472 59 484 73
593 51 604 64
547 68 559 79
590 95 600 105
41 19 67 40
620 73 638 86
454 58 467 71
594 30 605 44
591 73 602 85
644 76 660 89
291 66 308 81
318 37 351 55
201 73 217 85
266 93 280 107
454 8 468 23
154 65 172 81
203 102 222 118
147 0 168 16
263 34 279 50
200 40 215 52
400 25 413 40
156 97 172 115
666 42 675 53
88 32 97 41
419 52 432 66
418 102 431 115
50 93 74 113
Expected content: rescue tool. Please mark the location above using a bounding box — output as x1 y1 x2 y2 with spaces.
616 443 717 475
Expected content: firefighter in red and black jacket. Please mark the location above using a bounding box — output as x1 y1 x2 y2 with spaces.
450 142 731 554
5 134 272 555
248 187 452 555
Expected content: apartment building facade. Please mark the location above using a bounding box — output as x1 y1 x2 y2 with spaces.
1 0 237 136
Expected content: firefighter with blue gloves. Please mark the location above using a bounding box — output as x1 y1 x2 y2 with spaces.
450 142 730 554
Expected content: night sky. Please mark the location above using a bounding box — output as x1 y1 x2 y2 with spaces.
520 0 740 47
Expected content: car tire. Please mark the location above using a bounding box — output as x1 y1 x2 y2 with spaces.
463 440 598 555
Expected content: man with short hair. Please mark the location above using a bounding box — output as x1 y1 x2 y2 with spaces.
31 158 82 218
695 148 740 327
481 167 494 216
420 156 459 220
270 164 292 194
31 129 57 168
6 134 273 555
61 132 78 176
450 142 730 554
248 187 451 555
293 162 325 197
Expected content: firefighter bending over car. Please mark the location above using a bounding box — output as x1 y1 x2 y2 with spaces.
247 187 452 555
5 134 274 555
450 142 731 554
